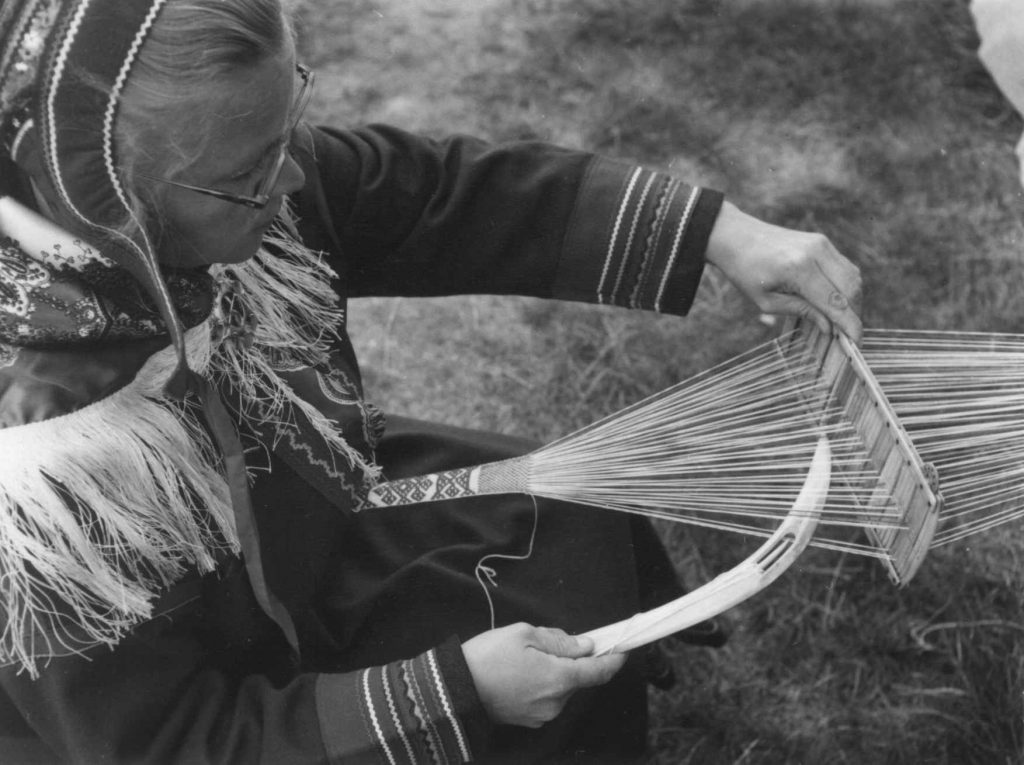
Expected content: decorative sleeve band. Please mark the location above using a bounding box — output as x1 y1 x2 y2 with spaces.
555 156 724 316
316 637 490 764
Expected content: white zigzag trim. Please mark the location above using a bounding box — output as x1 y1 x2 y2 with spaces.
402 659 446 765
42 0 89 226
100 0 178 332
427 650 471 762
655 187 701 311
382 665 417 764
363 668 399 765
630 177 681 308
103 0 167 217
46 0 176 329
609 170 657 304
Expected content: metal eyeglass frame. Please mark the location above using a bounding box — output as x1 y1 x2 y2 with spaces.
137 64 315 210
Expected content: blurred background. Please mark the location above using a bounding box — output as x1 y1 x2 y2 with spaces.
294 1 1024 762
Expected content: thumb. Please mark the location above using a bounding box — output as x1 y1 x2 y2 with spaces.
527 627 594 659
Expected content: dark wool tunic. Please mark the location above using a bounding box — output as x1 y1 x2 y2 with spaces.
0 125 722 763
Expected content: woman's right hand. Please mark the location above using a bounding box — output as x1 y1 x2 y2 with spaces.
705 201 863 342
461 623 627 728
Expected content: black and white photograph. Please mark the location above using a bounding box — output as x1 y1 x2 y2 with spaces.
0 1 1021 762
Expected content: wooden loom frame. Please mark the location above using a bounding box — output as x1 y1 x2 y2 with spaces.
777 318 941 586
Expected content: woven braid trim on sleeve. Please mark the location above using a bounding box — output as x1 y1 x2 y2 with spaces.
315 646 479 764
555 155 723 315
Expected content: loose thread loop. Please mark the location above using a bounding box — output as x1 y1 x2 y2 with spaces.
474 495 540 630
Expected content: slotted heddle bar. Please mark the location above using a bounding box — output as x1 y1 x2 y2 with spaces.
775 319 941 585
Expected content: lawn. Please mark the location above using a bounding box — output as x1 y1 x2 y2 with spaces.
296 1 1024 761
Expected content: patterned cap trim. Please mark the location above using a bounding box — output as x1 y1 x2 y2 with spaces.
0 0 60 153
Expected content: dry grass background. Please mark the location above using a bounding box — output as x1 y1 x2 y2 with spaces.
294 1 1024 762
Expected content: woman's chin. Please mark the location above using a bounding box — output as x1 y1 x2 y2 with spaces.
204 231 266 265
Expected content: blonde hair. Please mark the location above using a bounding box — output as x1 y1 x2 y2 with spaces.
114 0 297 241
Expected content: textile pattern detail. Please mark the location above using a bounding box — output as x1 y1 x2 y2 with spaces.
0 208 382 675
0 0 57 152
0 0 384 676
595 167 704 312
363 469 474 509
0 200 212 362
0 202 214 331
317 364 386 451
352 650 474 765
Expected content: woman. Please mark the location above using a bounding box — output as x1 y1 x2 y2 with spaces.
0 0 862 762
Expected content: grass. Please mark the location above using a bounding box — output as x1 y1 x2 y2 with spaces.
296 0 1024 761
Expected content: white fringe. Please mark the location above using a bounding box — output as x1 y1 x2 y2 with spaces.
208 214 382 483
0 216 376 676
0 350 235 676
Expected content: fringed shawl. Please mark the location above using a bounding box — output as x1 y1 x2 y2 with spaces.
0 213 382 677
0 0 388 679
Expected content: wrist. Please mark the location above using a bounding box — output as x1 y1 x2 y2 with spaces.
705 200 756 272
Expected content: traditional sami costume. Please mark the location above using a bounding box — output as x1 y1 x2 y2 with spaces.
0 1 723 762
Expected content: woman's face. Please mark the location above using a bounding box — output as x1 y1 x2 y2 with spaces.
149 51 306 268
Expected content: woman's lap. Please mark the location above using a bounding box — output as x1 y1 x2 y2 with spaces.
320 416 658 760
321 416 645 661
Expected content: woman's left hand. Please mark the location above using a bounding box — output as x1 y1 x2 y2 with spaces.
705 201 863 342
462 623 626 728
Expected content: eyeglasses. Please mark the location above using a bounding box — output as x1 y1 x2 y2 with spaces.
138 64 315 210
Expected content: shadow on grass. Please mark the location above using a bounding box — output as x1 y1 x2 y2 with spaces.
649 526 1024 764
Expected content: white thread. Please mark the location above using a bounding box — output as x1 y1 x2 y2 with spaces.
474 495 540 630
596 166 642 304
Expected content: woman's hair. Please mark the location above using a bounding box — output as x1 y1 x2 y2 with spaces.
115 0 296 239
